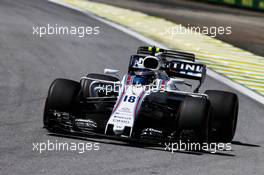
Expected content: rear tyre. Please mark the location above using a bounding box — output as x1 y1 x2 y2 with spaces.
82 73 119 98
43 79 80 128
178 96 211 143
205 90 239 143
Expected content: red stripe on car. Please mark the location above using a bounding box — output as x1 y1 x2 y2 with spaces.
134 91 145 119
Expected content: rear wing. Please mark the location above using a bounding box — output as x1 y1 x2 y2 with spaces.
137 46 195 62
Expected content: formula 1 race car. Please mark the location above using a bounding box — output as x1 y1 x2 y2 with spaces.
43 46 239 143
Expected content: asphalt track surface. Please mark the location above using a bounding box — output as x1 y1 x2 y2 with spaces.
0 0 264 174
92 0 264 57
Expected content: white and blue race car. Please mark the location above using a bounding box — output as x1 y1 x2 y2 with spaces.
43 46 239 143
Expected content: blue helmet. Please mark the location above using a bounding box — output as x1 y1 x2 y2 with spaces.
132 69 155 85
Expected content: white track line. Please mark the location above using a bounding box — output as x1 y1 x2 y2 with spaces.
48 0 264 105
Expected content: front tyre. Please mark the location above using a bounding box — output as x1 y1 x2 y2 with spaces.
178 96 211 143
43 79 80 129
205 90 239 143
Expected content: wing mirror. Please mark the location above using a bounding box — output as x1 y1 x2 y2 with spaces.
170 78 185 84
104 68 120 75
170 78 192 88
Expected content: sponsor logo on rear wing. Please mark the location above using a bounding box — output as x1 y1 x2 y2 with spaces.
166 61 206 81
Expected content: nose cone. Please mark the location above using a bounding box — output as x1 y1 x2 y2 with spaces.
113 125 125 136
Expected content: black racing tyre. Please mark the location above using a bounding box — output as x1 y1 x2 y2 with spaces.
205 90 239 143
82 73 119 98
178 96 211 143
43 79 80 128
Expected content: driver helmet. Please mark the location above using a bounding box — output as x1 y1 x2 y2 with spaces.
132 69 155 85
